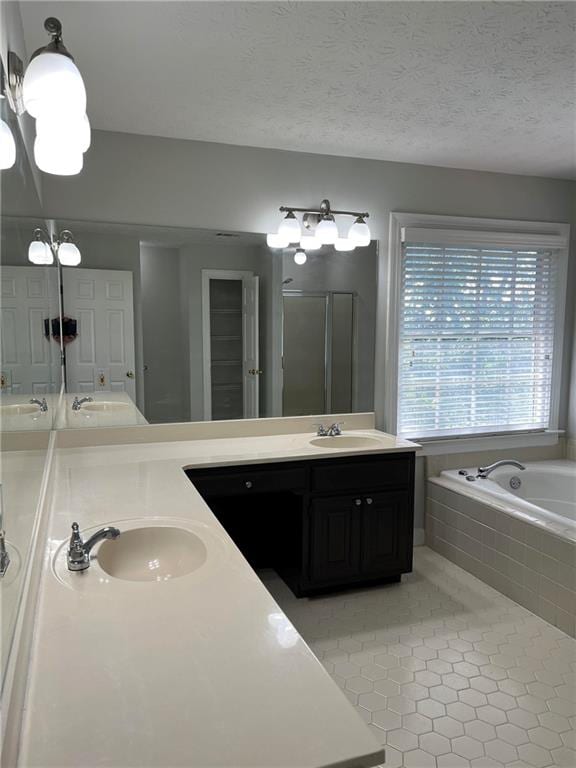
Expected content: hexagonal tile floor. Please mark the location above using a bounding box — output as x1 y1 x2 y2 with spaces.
262 547 575 768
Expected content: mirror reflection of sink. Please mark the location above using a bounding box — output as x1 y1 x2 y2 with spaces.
96 526 208 582
309 435 383 449
81 401 130 412
0 403 41 416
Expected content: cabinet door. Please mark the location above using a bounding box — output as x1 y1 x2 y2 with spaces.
361 491 412 576
309 496 361 584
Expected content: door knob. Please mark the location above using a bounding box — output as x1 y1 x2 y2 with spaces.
248 369 263 375
354 498 362 506
366 497 373 505
126 371 135 379
245 481 253 489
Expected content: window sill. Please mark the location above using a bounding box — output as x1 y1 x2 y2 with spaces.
414 430 562 456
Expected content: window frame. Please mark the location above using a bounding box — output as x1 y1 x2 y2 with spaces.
384 213 570 447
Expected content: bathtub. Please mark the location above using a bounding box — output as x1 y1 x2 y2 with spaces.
426 460 576 637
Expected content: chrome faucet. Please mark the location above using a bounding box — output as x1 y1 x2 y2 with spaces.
327 422 343 436
72 396 94 411
0 531 10 577
477 460 526 479
29 397 48 412
67 522 121 571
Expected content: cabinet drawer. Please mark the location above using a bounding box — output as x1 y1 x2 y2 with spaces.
311 455 412 493
188 466 307 497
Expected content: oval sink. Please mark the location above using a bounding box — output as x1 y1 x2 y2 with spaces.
0 403 40 416
96 526 207 582
81 401 130 412
309 435 383 449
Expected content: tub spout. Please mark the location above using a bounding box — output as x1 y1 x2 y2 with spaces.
477 460 526 478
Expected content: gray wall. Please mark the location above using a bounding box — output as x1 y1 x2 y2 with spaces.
39 130 576 433
140 245 189 423
282 242 377 413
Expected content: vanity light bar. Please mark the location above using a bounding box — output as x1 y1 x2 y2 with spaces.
268 199 372 250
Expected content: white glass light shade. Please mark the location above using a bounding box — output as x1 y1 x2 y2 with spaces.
28 240 53 265
334 238 356 252
299 234 321 251
266 233 289 249
58 241 81 266
23 52 86 119
36 112 91 153
0 118 16 169
277 213 301 244
294 249 307 265
34 136 83 175
315 216 338 244
348 218 371 246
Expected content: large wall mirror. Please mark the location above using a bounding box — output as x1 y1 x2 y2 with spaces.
0 125 61 688
50 220 378 429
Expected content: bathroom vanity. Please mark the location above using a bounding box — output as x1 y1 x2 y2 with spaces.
186 451 415 595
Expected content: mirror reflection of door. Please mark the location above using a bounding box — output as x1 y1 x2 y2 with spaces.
1 266 60 394
61 268 136 399
202 270 260 421
282 291 354 417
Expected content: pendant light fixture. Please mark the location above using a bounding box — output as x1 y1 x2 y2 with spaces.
267 200 371 254
28 230 54 264
0 61 16 169
4 17 90 175
294 248 307 265
57 231 81 265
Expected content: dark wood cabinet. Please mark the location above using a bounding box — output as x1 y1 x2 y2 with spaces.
186 451 415 596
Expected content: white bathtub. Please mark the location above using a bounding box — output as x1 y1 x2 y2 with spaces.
426 460 576 637
440 460 576 539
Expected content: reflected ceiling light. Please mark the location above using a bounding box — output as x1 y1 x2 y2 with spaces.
348 216 371 246
28 226 81 266
0 117 16 169
270 200 371 254
57 231 81 266
0 61 16 169
6 18 90 175
299 234 321 251
277 211 301 244
28 229 54 264
334 238 356 252
266 233 289 249
294 248 307 265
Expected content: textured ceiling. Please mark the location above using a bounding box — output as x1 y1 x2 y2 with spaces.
20 1 576 178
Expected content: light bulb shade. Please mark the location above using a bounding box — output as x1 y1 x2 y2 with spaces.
34 136 83 175
36 112 91 153
28 240 53 265
294 249 307 265
277 213 301 244
299 234 321 251
334 238 356 252
348 218 371 246
0 118 16 169
58 241 81 266
23 52 86 119
315 216 338 244
266 233 289 249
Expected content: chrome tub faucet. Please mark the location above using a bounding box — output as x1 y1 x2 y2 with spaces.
477 460 526 479
29 397 48 412
67 522 121 571
72 396 94 411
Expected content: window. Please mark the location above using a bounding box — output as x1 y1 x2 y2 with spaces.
390 217 569 441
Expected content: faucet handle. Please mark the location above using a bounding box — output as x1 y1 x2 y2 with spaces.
329 422 344 436
314 424 329 436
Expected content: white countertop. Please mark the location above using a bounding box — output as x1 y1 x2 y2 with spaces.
19 430 418 768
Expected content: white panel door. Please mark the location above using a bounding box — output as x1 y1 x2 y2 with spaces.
0 267 60 395
243 275 259 418
62 268 136 399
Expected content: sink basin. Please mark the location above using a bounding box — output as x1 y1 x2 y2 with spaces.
0 403 41 416
309 435 383 449
81 401 130 412
96 526 207 582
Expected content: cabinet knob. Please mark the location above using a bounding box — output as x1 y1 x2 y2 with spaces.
245 481 253 489
366 497 373 505
354 498 362 506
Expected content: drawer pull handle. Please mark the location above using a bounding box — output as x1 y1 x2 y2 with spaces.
245 481 253 489
366 497 373 505
354 498 362 506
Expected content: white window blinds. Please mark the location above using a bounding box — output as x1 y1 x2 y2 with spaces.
398 240 560 439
